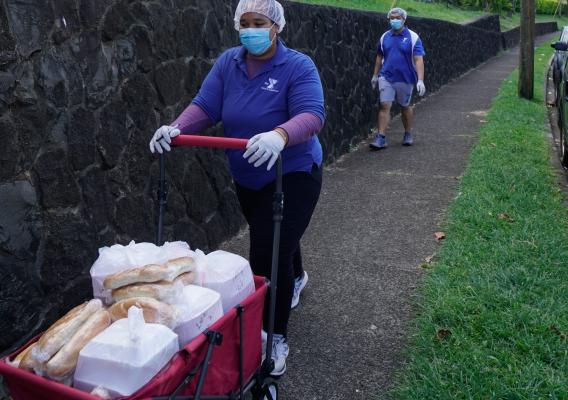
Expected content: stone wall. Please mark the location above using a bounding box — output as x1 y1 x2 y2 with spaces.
465 14 501 32
0 0 555 362
0 0 245 357
502 21 558 48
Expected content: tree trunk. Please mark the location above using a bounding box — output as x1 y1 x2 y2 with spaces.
518 0 535 99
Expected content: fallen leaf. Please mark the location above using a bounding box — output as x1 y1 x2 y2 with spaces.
490 143 497 147
434 232 446 241
436 329 451 341
471 110 488 117
419 254 435 269
498 212 513 222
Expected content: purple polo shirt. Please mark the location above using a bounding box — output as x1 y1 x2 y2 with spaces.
192 40 325 190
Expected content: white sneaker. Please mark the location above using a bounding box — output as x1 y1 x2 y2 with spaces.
270 334 289 376
291 271 308 309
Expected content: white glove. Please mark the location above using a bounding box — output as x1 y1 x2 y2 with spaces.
243 130 286 171
371 74 379 90
149 125 180 154
416 80 426 96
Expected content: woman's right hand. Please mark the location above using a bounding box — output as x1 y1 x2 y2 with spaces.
149 125 181 154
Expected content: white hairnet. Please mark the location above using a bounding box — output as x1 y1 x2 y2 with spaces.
234 0 286 33
388 7 407 20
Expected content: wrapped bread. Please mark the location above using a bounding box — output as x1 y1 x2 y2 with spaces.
110 270 196 303
108 297 176 328
45 309 111 381
10 342 37 370
32 299 103 364
175 271 196 286
103 257 196 290
111 280 183 303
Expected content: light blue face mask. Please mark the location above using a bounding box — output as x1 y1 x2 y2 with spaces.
239 25 275 56
390 19 403 30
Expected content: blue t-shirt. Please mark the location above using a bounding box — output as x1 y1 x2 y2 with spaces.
192 41 325 190
377 28 425 84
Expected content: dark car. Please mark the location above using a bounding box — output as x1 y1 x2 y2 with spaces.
551 32 568 168
551 26 568 90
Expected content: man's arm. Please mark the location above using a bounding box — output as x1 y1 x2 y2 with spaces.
414 55 424 81
373 55 383 76
414 55 426 96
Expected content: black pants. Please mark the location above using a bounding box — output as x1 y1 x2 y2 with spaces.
235 164 322 337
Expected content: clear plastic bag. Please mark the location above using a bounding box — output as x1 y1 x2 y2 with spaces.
90 241 193 304
193 250 255 313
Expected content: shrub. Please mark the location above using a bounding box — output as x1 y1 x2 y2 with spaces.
536 0 559 14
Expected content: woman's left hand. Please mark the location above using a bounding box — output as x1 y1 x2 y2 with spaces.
243 130 286 170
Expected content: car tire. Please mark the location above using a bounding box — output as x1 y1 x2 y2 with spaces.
554 66 560 88
557 95 567 168
560 127 568 169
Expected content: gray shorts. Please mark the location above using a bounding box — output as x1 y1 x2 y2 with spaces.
378 77 413 107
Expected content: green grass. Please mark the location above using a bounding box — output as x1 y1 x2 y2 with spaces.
387 43 568 399
502 13 568 30
293 0 568 30
294 0 486 22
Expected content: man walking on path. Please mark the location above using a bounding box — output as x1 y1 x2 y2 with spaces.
370 7 426 149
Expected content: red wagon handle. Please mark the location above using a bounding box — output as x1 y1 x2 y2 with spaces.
156 132 283 381
171 135 248 150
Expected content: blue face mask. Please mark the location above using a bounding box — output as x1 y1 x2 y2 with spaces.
390 19 403 30
239 26 275 56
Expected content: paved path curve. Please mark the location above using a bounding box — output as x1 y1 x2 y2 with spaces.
222 33 558 400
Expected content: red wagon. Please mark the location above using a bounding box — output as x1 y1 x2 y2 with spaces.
0 136 284 400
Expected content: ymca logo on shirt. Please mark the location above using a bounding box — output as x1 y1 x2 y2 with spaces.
399 36 411 51
262 78 279 93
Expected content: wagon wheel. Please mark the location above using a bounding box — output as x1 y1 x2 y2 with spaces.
263 382 278 400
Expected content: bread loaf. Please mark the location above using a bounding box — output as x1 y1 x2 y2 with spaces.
175 271 196 286
32 299 102 363
103 257 196 290
108 297 176 328
45 309 111 380
12 342 37 370
111 280 181 303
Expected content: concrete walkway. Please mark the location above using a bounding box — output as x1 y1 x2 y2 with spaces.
222 33 558 400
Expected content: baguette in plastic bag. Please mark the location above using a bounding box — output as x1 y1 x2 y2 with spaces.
103 257 196 290
31 299 103 368
108 297 176 329
45 309 111 381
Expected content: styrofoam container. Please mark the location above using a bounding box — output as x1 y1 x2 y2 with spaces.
200 251 255 313
73 319 179 398
174 285 223 347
